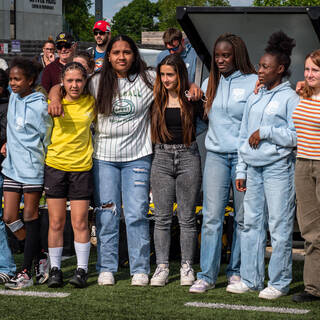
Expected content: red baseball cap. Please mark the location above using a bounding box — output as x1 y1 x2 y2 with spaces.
93 20 111 33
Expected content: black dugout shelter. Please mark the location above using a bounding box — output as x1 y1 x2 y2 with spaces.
176 6 320 85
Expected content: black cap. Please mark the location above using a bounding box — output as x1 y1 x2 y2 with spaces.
55 32 74 44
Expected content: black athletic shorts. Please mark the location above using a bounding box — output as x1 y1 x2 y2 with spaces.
44 164 93 200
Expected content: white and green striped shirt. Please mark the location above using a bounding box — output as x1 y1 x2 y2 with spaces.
90 71 155 162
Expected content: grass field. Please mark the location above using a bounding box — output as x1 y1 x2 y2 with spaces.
0 249 319 320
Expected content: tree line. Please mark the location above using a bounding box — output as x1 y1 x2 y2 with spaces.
64 0 320 42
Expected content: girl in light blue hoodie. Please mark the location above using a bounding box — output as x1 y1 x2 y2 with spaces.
226 31 299 299
190 33 257 293
2 57 52 290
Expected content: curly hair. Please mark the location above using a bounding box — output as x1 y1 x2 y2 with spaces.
10 57 42 88
264 30 296 78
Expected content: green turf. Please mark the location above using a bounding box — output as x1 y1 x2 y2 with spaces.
0 249 319 320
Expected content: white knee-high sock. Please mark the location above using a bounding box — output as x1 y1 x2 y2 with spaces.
74 241 90 272
48 247 63 269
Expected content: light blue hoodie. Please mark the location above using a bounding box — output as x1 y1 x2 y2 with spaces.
2 91 52 184
236 81 299 180
203 71 258 153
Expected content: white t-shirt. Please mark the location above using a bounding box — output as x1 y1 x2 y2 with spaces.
90 71 155 162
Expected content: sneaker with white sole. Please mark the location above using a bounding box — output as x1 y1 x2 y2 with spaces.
150 265 169 286
189 279 215 293
98 271 115 286
35 252 50 284
5 270 33 290
180 262 195 286
131 273 149 286
228 275 241 285
259 286 286 300
226 280 252 294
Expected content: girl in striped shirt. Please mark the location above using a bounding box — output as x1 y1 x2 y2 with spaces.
292 49 320 303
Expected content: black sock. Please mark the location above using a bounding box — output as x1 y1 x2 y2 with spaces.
22 218 41 274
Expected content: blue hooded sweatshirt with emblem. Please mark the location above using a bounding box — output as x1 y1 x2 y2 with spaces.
203 71 258 153
236 81 299 179
2 91 52 184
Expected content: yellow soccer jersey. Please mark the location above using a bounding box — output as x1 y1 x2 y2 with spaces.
46 94 95 171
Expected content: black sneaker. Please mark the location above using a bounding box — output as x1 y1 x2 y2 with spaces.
47 267 63 288
69 268 88 288
292 291 320 303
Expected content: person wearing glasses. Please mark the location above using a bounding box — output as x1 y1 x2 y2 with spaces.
87 20 111 71
38 40 56 68
156 28 197 83
41 32 77 94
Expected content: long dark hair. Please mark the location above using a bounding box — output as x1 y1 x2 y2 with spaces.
206 33 256 114
96 35 153 116
151 54 195 146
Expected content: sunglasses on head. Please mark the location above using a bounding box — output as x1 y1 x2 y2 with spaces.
94 30 107 36
167 42 181 53
56 42 72 50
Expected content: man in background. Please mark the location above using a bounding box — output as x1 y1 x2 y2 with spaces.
157 28 197 83
87 20 111 71
41 32 77 93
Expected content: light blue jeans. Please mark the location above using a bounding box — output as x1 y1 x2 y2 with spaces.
93 156 151 275
240 156 295 293
0 174 16 276
197 151 244 284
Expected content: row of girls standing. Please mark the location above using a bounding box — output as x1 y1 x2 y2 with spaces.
47 35 202 287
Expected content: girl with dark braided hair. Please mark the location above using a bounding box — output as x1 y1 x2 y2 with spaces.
190 33 257 293
227 31 299 299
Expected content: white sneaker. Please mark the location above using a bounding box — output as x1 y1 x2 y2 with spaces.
131 273 149 286
189 279 215 293
180 262 195 286
5 270 33 290
226 280 251 294
259 286 286 300
35 252 50 284
98 271 115 286
228 275 241 285
150 265 169 286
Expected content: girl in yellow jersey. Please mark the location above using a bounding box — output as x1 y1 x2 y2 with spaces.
44 62 95 288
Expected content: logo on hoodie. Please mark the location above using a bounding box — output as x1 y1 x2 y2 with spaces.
232 88 245 102
16 117 24 130
265 101 279 115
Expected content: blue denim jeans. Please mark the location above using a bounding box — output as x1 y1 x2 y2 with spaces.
197 151 244 284
151 143 201 265
240 156 295 293
0 174 16 276
93 156 151 275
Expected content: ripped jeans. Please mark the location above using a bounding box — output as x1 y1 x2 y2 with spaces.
93 156 151 275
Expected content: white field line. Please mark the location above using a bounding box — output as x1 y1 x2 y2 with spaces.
0 289 70 298
185 302 310 315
